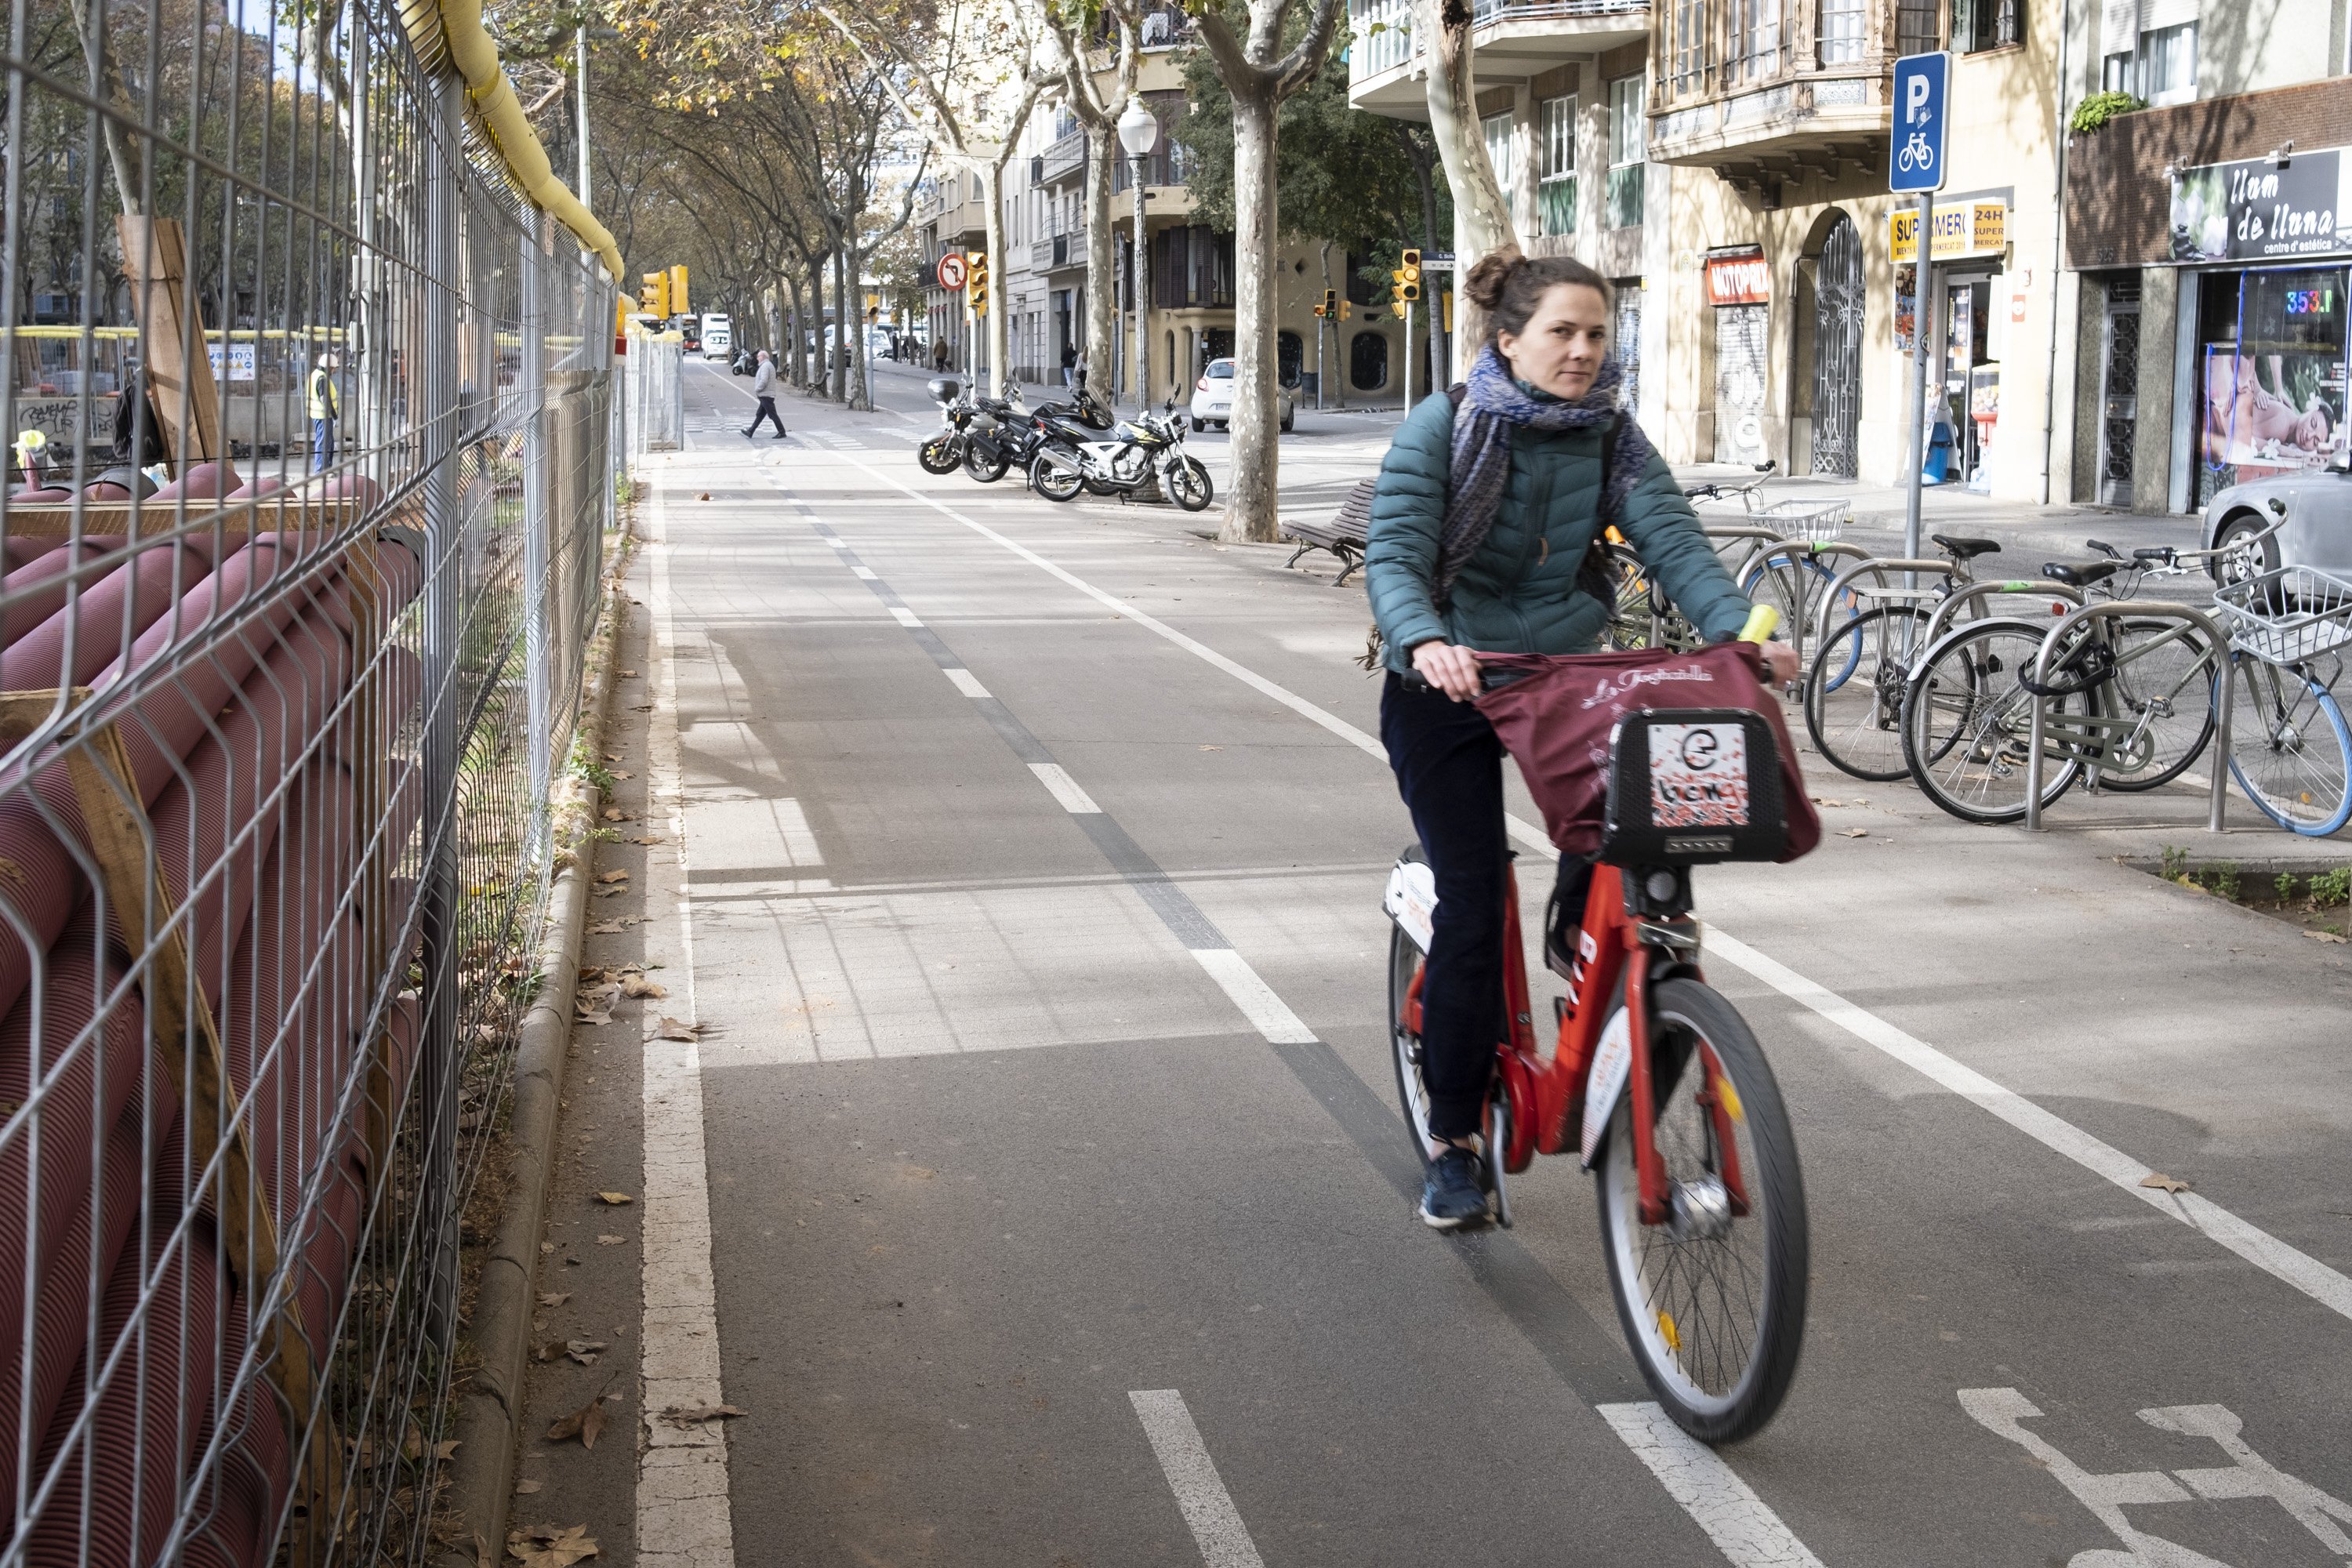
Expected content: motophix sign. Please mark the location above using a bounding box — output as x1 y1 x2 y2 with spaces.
1890 52 1950 194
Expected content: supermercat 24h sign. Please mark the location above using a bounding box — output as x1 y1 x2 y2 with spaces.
2170 148 2352 263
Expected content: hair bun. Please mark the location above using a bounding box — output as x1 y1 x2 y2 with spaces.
1462 251 1521 310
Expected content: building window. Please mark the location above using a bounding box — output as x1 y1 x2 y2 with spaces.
1607 76 1645 230
1351 331 1389 391
1817 0 1866 64
1540 95 1577 238
1955 0 2024 51
1895 0 1941 55
1671 0 1708 96
1729 0 1782 81
1483 111 1517 227
2140 21 2196 103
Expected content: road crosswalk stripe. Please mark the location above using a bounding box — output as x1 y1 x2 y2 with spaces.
1189 948 1317 1044
1029 762 1103 814
1600 1403 1827 1568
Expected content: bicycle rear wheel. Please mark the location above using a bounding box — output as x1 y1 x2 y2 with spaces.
2225 659 2352 836
2097 617 2220 793
1597 978 1806 1444
1804 604 1928 781
1900 617 2082 824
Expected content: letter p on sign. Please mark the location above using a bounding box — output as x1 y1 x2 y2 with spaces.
1907 74 1930 121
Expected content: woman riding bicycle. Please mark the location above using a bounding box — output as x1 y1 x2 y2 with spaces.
1363 252 1798 1229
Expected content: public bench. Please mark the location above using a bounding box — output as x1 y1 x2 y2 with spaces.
1283 477 1375 586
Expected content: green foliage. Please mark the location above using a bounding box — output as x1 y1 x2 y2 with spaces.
1171 45 1450 256
2068 92 2146 135
568 735 617 797
2194 860 2239 898
2310 866 2352 907
2278 872 2299 902
2160 844 2190 883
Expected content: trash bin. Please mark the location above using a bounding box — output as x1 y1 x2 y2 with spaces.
1924 421 1954 484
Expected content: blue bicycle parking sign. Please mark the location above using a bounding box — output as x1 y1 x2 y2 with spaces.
1890 52 1950 194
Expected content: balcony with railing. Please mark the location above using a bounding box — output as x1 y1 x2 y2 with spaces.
1348 0 1651 118
1645 0 1944 183
1033 126 1090 191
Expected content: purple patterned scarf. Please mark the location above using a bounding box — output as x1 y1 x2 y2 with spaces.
1434 346 1656 604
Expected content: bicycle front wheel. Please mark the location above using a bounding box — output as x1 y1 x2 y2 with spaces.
1388 910 1439 1171
1597 978 1807 1445
2225 660 2352 836
1901 617 2082 824
1804 604 1929 781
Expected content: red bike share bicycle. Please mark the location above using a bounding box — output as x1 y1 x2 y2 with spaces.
1383 615 1811 1443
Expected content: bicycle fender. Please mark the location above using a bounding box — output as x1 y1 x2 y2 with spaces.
1581 1006 1634 1169
1383 856 1437 953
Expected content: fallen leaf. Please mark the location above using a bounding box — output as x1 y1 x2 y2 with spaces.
514 1479 543 1495
597 869 630 884
437 1439 462 1460
628 834 666 845
2306 929 2349 944
602 808 625 822
631 704 655 713
657 1017 702 1042
1810 797 1844 807
1840 827 1869 839
610 770 633 780
545 1397 609 1450
590 884 627 899
596 1192 634 1206
660 1403 749 1428
565 1339 608 1365
619 669 639 678
2140 1172 2190 1194
572 1009 612 1028
533 1338 568 1363
537 1292 572 1308
507 1522 599 1566
586 920 625 935
622 976 668 999
699 492 711 500
476 1530 495 1568
596 1234 624 1246
1199 744 1223 751
603 754 622 764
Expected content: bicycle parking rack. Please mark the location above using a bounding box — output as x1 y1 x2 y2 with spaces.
2021 601 2232 833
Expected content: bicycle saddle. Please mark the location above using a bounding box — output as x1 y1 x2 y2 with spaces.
1931 533 2001 560
2041 558 2128 587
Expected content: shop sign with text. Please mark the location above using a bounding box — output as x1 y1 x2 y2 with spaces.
2169 149 2352 263
1704 249 1770 306
1889 201 2007 263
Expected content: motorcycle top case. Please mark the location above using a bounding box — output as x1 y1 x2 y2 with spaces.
1599 707 1787 866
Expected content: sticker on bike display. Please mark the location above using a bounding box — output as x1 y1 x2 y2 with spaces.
1646 723 1751 829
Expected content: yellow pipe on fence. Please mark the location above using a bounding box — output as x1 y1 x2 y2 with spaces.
398 0 626 284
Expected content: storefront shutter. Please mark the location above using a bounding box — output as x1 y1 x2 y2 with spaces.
2099 0 2136 56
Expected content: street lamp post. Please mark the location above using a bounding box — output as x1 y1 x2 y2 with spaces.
1117 97 1159 416
575 20 590 209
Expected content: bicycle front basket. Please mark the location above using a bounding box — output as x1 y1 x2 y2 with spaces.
1599 707 1788 866
2210 564 2352 664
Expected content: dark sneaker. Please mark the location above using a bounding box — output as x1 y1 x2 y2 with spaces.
1419 1146 1490 1229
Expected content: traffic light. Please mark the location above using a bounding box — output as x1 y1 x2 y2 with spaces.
1390 270 1406 309
669 263 689 316
1339 298 1352 320
640 271 668 317
969 252 989 317
1321 289 1337 318
1399 249 1422 303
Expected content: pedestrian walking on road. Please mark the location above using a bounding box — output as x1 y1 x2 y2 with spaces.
307 350 341 472
933 338 949 372
1061 341 1078 389
744 350 787 438
1362 251 1798 1229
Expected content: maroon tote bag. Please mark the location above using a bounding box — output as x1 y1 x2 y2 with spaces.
1471 644 1821 862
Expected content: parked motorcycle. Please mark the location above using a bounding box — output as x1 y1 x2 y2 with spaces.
918 376 976 474
1029 400 1213 513
731 347 757 376
960 383 1104 485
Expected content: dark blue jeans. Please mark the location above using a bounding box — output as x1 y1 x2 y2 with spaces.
1381 672 1578 1140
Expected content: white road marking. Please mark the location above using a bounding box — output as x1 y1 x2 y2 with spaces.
1127 1390 1268 1568
1029 761 1103 815
1703 927 2352 1327
822 537 848 550
825 447 2352 1331
850 564 877 579
1599 1403 1825 1568
639 480 739 1568
942 666 992 699
1189 948 1317 1044
888 606 924 627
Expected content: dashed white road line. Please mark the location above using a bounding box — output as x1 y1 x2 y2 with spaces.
942 666 992 699
1028 761 1103 815
1599 1403 1827 1568
826 445 2352 1333
887 605 924 627
637 480 739 1568
1128 1390 1268 1568
1189 948 1316 1044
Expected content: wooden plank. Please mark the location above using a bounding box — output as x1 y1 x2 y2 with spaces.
0 495 415 536
114 216 223 468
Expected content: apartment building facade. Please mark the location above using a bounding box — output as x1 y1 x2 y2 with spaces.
915 12 1416 402
2059 0 2351 515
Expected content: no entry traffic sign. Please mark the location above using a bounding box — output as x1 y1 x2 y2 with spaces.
936 252 968 291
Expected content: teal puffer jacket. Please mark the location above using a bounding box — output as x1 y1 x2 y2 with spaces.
1363 391 1751 673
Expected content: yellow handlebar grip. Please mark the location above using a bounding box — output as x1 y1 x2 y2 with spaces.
1738 604 1780 644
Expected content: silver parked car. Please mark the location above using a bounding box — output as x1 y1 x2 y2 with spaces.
2201 465 2352 581
1189 357 1295 434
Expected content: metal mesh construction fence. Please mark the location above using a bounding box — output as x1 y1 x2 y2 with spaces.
0 0 617 1559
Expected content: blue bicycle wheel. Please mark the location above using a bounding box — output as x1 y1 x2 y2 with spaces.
2223 662 2352 837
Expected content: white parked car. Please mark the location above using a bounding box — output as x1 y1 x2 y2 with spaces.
1189 358 1294 434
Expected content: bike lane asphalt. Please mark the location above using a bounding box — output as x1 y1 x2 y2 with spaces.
656 363 2352 1568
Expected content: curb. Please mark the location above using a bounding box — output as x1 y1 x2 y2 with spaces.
437 524 634 1568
